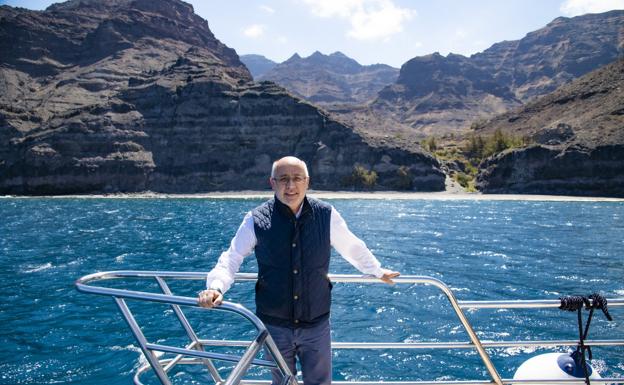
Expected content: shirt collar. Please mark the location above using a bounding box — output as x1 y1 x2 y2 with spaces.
295 202 304 218
273 195 309 220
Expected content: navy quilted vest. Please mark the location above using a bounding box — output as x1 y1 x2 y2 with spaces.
252 196 332 327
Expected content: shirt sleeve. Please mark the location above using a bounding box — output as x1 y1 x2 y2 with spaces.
330 206 384 278
206 211 256 293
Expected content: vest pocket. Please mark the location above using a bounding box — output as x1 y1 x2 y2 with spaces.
255 268 291 319
306 269 332 320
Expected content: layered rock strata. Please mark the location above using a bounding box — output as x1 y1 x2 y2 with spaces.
475 59 624 197
350 10 624 139
258 51 399 105
0 0 444 194
372 52 519 137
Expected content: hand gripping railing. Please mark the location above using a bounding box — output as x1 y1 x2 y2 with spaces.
76 271 624 385
75 271 297 385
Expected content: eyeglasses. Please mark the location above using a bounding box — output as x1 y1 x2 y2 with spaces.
272 176 308 186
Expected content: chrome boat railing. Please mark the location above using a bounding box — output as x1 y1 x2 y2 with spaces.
75 271 624 385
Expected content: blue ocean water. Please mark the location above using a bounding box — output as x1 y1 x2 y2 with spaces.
0 197 623 385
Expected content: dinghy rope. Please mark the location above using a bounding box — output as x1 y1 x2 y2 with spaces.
559 293 614 385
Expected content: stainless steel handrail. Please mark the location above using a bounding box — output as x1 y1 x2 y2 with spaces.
76 271 296 385
196 339 624 349
136 359 624 385
76 270 624 308
76 271 624 385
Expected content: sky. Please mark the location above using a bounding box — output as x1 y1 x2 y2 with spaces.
2 0 624 68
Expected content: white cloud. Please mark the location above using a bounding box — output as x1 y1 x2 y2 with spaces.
560 0 624 16
302 0 416 41
242 24 266 38
454 28 467 39
303 0 364 18
277 36 289 44
259 5 275 14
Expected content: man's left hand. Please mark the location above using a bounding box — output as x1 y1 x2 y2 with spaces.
380 269 400 284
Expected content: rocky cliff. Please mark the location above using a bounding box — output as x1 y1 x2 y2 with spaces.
372 52 519 137
472 10 624 101
475 59 624 197
240 54 277 79
0 0 445 194
350 10 624 139
258 51 399 105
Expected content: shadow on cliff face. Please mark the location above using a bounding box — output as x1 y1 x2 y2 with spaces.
0 0 446 195
120 78 446 193
477 144 624 197
0 121 155 195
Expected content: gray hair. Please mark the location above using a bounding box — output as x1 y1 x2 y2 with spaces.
271 156 309 178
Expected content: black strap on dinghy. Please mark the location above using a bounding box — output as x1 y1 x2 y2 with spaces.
559 293 613 385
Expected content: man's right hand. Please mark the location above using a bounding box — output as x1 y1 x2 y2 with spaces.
198 289 223 308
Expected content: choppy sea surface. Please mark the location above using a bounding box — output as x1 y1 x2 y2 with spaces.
1 198 623 385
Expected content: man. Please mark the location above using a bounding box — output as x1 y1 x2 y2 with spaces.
198 156 399 385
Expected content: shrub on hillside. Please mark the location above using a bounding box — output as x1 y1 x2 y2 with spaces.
389 165 413 190
463 129 529 160
342 165 377 190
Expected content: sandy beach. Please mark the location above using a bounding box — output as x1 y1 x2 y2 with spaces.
2 190 623 202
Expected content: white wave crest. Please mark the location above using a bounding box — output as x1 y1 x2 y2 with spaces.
23 262 53 273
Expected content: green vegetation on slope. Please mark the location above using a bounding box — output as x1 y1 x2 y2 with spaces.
342 165 378 190
422 128 531 191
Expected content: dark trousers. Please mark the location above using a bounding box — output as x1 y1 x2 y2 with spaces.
266 319 332 385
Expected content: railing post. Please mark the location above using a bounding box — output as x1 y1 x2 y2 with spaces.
114 297 172 385
224 330 270 385
154 276 223 383
422 279 504 385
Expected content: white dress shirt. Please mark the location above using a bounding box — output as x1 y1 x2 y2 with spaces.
206 204 384 293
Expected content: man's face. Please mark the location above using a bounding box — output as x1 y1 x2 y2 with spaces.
270 162 309 213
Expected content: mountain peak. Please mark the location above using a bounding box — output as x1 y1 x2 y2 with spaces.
302 50 362 70
47 0 131 11
259 49 398 105
2 0 248 79
240 54 277 79
310 50 324 57
286 53 302 62
47 0 196 19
